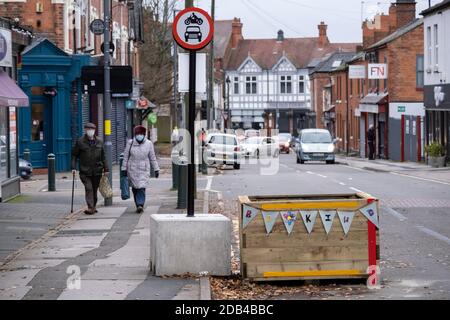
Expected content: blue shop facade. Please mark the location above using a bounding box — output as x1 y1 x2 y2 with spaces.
18 38 92 172
18 38 136 172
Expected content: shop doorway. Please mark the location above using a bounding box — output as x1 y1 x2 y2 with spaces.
29 98 52 168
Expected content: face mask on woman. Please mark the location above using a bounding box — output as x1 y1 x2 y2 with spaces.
86 129 95 138
135 134 145 142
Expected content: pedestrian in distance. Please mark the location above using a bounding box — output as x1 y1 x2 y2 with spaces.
71 122 109 215
367 124 375 160
122 125 160 213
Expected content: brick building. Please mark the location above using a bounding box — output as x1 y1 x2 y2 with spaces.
0 0 145 171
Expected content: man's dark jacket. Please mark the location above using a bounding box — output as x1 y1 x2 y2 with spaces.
71 135 108 176
367 128 375 142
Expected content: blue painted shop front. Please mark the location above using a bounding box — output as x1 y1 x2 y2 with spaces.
18 39 92 172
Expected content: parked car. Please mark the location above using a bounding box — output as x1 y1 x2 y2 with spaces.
278 133 292 154
206 133 241 169
241 136 279 158
244 129 260 139
296 129 337 164
19 158 33 179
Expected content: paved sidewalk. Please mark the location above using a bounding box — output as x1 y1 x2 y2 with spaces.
337 155 450 184
0 162 210 300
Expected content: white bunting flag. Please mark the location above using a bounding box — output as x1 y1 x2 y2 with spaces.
242 205 259 229
319 210 336 234
300 211 318 234
359 202 379 228
262 211 279 234
337 211 355 235
280 211 298 235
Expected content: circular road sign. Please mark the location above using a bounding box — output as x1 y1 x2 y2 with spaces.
172 7 214 51
90 19 105 35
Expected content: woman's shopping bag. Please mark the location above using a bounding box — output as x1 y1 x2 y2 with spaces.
99 174 113 199
120 170 130 200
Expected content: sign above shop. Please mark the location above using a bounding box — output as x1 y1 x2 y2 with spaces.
0 28 12 68
368 63 388 79
349 65 366 79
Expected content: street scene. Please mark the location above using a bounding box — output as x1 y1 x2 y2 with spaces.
0 0 449 307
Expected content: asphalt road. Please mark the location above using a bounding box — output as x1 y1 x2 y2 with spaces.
210 153 450 299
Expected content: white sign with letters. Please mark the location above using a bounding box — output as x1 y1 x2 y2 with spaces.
368 63 388 79
349 65 366 79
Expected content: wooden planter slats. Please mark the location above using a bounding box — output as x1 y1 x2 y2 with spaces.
238 193 380 282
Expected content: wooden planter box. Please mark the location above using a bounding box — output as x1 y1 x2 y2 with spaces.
238 193 380 282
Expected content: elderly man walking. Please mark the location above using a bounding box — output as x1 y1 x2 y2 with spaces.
71 122 109 215
122 125 160 213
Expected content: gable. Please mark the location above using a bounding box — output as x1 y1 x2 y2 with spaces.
22 38 68 58
273 57 296 72
238 57 261 73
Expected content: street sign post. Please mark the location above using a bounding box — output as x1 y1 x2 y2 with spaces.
173 7 213 217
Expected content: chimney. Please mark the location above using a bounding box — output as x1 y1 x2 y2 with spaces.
318 21 329 47
277 29 284 42
231 17 243 49
389 0 416 31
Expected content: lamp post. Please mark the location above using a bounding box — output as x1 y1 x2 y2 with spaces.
226 76 231 129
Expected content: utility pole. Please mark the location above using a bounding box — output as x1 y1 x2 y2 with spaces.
346 70 350 156
207 0 215 130
173 9 179 127
103 0 113 206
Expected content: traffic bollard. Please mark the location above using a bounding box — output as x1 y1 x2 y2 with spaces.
23 148 30 162
47 153 56 192
171 152 179 190
201 146 207 175
177 156 187 209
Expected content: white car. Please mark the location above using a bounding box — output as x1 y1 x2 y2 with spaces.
296 129 338 164
206 133 241 169
241 136 279 158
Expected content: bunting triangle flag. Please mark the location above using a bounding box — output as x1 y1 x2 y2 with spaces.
242 205 259 229
319 210 336 234
359 202 379 228
262 211 279 234
280 211 298 235
300 211 318 234
337 211 355 235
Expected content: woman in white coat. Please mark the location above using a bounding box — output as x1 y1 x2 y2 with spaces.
122 125 160 213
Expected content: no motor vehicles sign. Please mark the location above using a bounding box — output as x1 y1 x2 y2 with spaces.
172 7 214 51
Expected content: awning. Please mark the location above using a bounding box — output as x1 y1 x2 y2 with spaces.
0 71 29 107
324 104 335 112
359 92 388 105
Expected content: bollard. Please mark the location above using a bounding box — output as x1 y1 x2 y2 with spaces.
171 151 179 190
47 153 56 192
201 146 208 175
177 156 187 209
23 148 30 162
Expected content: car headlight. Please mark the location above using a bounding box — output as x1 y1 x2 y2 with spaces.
327 145 335 152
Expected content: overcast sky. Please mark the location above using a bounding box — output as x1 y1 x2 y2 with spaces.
187 0 440 43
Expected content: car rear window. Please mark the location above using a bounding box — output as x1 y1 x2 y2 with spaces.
209 135 237 145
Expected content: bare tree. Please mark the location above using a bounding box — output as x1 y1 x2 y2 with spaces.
140 0 176 106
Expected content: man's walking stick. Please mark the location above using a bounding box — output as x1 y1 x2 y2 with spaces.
71 171 75 213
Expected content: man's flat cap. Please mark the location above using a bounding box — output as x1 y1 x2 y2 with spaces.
84 122 96 129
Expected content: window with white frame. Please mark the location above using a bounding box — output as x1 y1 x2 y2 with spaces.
434 24 439 67
234 77 239 94
245 76 257 94
427 26 432 67
299 75 305 94
280 75 292 94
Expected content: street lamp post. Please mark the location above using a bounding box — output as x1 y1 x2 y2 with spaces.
226 76 231 129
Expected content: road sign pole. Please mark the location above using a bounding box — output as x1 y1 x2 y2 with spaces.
103 0 113 206
188 49 196 217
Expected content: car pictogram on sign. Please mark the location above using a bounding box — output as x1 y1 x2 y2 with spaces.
185 26 202 42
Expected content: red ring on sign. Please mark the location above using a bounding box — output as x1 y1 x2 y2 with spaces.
172 7 214 51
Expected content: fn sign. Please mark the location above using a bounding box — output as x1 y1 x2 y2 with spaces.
368 63 388 79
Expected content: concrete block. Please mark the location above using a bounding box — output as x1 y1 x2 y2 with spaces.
150 214 231 276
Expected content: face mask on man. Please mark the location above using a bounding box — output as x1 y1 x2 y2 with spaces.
135 134 145 142
86 129 95 138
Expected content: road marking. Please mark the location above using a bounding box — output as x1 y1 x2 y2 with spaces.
341 164 366 172
205 176 213 191
306 171 315 175
317 174 327 178
390 172 450 186
382 206 407 222
339 182 346 186
416 226 450 246
349 187 364 193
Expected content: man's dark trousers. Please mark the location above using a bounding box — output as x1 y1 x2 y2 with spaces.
368 141 375 160
80 175 102 210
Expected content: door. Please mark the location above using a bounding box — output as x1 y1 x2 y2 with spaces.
404 115 418 162
30 99 52 168
360 117 366 158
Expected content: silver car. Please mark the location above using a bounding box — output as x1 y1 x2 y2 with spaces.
296 129 338 164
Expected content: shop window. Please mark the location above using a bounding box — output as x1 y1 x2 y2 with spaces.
0 108 7 182
31 104 44 141
9 108 17 178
